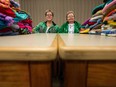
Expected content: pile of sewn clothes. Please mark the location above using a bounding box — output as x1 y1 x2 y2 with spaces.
80 0 116 36
0 0 32 36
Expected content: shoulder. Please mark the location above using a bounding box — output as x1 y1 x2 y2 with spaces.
61 22 68 27
74 21 81 25
38 21 45 25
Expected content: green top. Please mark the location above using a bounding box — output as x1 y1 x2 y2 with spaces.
33 21 59 33
59 21 81 33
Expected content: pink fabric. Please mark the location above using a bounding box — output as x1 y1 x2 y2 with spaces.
102 0 116 13
17 22 32 32
0 0 10 5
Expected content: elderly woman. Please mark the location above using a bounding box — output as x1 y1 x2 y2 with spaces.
59 11 81 33
33 9 59 33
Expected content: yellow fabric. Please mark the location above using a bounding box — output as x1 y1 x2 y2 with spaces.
80 28 90 34
107 20 116 26
92 10 103 17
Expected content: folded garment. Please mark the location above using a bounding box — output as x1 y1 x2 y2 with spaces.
107 20 116 26
80 28 90 34
0 6 16 17
0 20 7 29
0 2 9 8
10 0 20 8
0 27 12 33
0 13 14 27
92 4 104 15
92 10 103 17
88 22 96 25
105 9 116 17
0 0 10 5
91 15 103 20
103 3 116 16
102 0 116 13
104 13 116 21
82 18 90 26
92 24 102 29
14 11 29 22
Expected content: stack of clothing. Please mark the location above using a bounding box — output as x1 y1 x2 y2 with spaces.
102 0 116 36
80 0 116 36
0 0 32 36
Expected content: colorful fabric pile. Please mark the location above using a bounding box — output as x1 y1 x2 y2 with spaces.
0 0 32 36
80 0 116 36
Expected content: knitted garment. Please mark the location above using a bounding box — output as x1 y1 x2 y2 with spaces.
10 0 20 8
0 13 14 26
0 6 16 17
102 0 116 13
104 13 116 21
14 11 28 22
92 4 104 15
0 0 10 8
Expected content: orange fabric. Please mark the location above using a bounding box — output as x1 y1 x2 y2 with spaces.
0 0 10 5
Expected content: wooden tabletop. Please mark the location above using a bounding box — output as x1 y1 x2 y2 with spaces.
59 34 116 60
0 34 57 61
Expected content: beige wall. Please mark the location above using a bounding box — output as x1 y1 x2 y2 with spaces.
20 0 103 27
15 0 19 3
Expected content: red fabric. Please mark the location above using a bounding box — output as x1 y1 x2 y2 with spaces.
88 22 96 25
17 20 32 32
0 6 15 17
21 19 32 27
0 27 12 33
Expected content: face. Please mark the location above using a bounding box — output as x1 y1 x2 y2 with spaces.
67 13 75 23
45 12 53 22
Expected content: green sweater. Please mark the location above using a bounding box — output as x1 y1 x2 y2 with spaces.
33 21 59 33
59 21 81 33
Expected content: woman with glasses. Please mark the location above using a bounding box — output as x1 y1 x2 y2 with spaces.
33 9 59 33
59 11 81 33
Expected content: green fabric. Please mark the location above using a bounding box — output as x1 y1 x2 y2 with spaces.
104 0 113 5
59 21 81 33
91 0 113 15
33 22 59 33
92 4 104 15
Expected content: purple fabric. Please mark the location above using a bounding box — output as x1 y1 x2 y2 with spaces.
82 18 90 26
0 13 14 26
5 16 14 26
0 13 6 21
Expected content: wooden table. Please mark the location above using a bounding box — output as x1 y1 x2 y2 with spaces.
58 34 116 87
0 33 57 87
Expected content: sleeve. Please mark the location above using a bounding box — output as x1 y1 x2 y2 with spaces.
77 22 82 30
59 24 65 33
55 25 60 33
33 22 42 33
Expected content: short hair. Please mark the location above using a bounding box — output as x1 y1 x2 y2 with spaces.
66 11 75 20
45 9 54 16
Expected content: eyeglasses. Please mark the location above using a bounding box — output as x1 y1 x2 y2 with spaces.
67 16 74 18
46 14 53 16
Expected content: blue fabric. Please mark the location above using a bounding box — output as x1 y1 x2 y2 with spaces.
0 20 7 29
89 18 102 30
0 31 19 36
14 11 28 22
